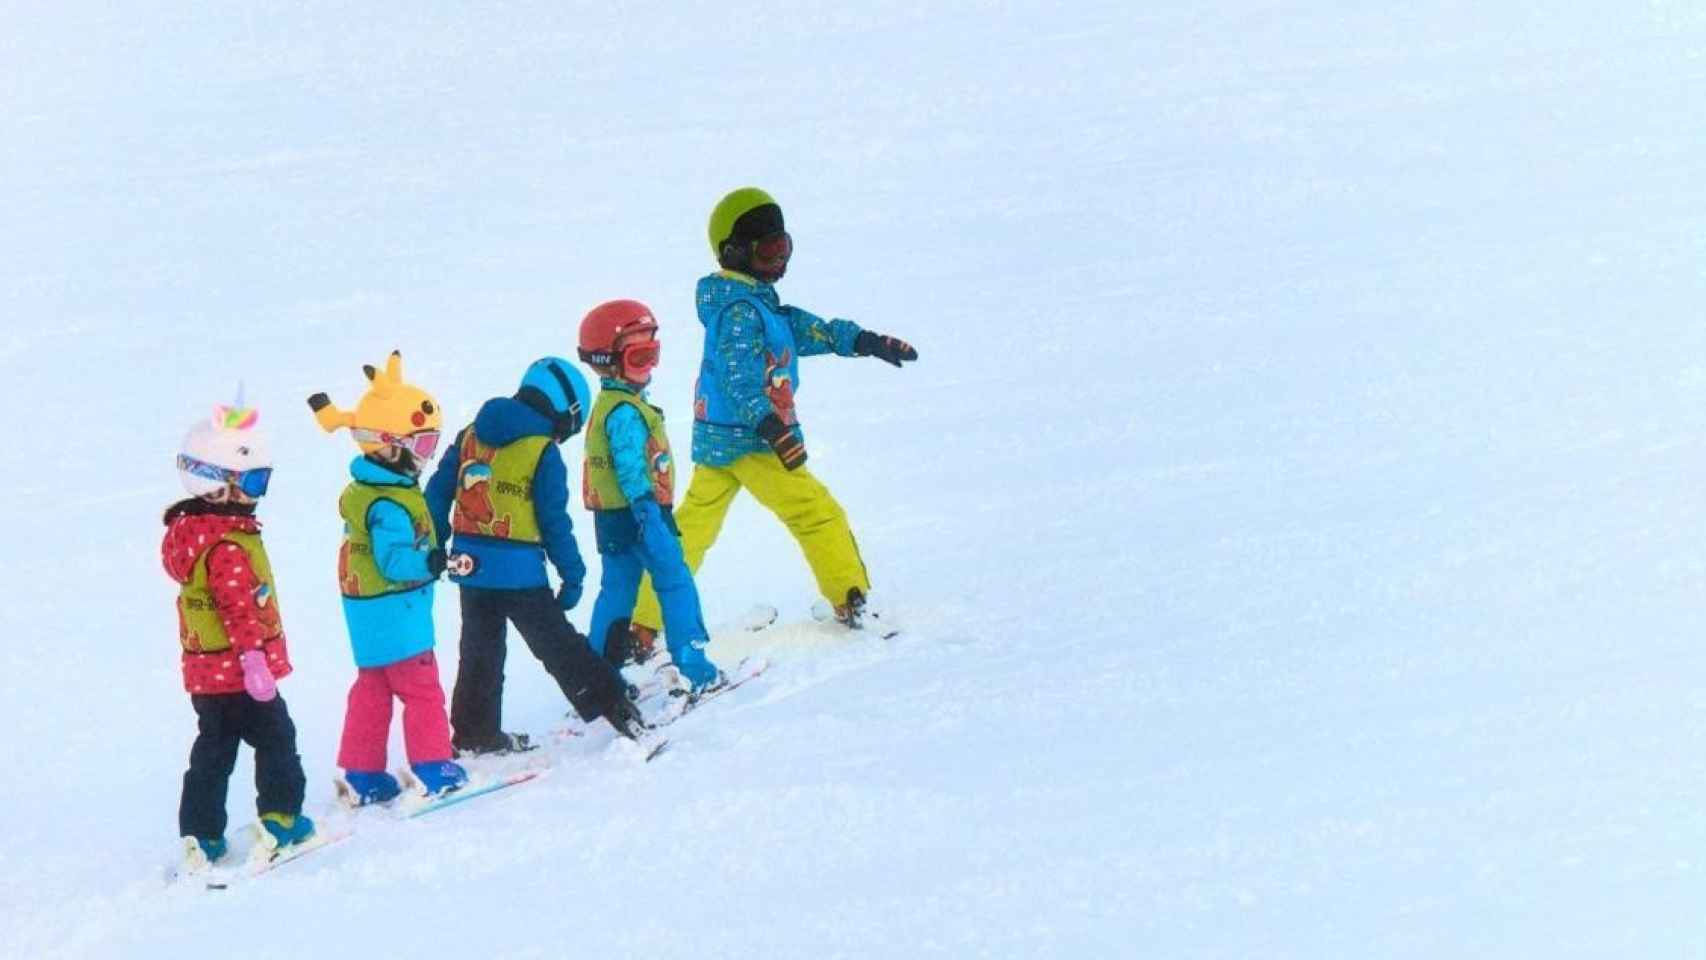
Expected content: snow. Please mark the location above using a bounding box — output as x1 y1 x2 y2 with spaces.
4 1 1706 956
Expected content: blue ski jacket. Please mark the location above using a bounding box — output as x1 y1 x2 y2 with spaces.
340 456 438 669
424 397 588 592
691 271 863 467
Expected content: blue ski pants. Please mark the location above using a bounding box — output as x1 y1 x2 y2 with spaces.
588 528 717 689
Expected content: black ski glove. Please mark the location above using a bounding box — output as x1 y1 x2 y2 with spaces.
854 331 918 368
425 548 447 578
755 414 807 471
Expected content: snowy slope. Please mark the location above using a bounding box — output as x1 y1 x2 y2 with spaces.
5 2 1706 957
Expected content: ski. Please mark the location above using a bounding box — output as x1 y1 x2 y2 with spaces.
174 824 353 891
628 731 672 762
810 599 903 639
652 656 770 727
545 720 670 761
396 767 545 819
724 602 780 634
622 605 780 706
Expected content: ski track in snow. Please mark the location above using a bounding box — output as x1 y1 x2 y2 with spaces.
6 2 1706 957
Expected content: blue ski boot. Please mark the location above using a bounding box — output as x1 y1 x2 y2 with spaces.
340 769 402 806
179 834 228 874
195 835 228 862
409 760 468 797
259 812 316 850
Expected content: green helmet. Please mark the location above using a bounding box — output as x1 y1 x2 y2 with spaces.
707 187 783 261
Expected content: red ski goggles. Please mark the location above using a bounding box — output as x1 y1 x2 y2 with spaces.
620 337 660 376
750 231 792 278
351 427 442 459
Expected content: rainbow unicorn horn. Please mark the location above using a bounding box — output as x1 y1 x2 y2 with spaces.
214 382 260 431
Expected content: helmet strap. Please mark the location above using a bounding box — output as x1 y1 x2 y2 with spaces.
516 384 582 443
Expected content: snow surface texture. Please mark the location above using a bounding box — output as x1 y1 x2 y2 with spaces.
4 2 1705 957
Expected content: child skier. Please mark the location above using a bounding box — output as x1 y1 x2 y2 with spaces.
622 188 918 659
423 356 647 750
164 401 314 871
577 299 723 695
308 351 467 802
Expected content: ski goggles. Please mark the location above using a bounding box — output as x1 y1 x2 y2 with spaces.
351 427 442 458
177 454 273 497
619 337 660 376
750 231 792 277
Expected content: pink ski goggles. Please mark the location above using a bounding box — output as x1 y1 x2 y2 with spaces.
352 427 442 459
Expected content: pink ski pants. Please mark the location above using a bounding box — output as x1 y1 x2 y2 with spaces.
336 651 454 771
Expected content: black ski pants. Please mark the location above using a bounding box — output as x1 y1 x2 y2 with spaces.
451 586 625 745
178 692 307 840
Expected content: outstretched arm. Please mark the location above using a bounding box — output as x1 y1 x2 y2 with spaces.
781 304 916 366
780 304 862 358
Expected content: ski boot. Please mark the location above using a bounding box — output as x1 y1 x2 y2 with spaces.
601 689 650 741
835 587 868 629
258 812 316 851
688 668 730 704
454 731 536 757
628 624 659 665
818 588 898 637
654 651 727 715
337 769 402 807
652 661 687 699
408 760 469 797
179 835 227 874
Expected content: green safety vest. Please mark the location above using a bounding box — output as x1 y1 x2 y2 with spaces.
178 530 281 654
338 482 435 598
450 429 548 543
583 390 676 510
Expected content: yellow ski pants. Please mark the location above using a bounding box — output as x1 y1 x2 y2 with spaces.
631 452 869 633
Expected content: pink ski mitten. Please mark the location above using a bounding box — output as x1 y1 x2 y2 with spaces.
240 650 277 702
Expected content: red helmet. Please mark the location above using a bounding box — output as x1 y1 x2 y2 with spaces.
578 300 661 382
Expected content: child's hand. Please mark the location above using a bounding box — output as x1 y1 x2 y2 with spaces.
756 414 807 470
239 650 277 702
854 331 918 368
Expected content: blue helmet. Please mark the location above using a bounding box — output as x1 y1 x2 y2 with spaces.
516 356 591 442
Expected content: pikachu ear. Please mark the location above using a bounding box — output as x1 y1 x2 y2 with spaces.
383 350 404 384
362 364 378 382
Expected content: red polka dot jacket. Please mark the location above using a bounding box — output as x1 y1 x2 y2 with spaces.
161 501 294 696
